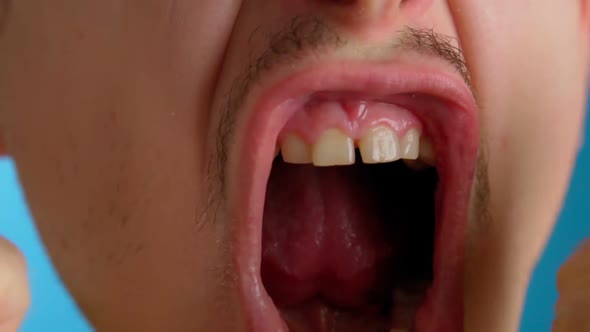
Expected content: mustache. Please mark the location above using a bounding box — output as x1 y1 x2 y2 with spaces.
466 144 492 256
215 15 474 191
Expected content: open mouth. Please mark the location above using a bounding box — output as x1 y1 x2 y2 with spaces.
230 63 479 332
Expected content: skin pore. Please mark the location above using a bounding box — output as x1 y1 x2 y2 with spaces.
0 1 589 331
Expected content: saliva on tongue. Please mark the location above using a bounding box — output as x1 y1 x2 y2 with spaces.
261 158 406 317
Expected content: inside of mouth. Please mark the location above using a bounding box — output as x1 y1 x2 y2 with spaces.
261 151 438 332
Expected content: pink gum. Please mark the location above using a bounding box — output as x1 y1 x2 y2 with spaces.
279 100 423 144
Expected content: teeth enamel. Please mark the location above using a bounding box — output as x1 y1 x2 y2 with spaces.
312 129 355 166
403 134 435 170
359 126 400 164
274 145 280 158
280 134 311 164
400 129 420 160
418 136 435 166
280 127 433 167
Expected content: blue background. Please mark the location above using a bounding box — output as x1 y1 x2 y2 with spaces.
0 110 588 332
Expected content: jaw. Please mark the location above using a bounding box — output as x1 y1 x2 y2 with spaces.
225 61 479 332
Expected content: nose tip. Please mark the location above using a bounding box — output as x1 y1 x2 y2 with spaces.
357 0 404 15
312 0 433 37
320 0 406 27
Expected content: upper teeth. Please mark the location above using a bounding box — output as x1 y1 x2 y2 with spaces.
281 133 312 164
278 126 435 167
417 135 435 165
400 129 420 160
358 126 401 164
311 129 355 166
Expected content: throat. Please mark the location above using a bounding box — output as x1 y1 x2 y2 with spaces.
263 161 396 308
261 158 437 331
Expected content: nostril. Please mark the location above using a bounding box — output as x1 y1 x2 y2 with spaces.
317 0 407 32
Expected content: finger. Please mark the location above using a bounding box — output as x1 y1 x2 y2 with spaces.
553 239 590 332
0 237 30 332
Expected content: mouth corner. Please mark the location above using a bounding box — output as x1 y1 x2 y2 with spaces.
229 62 479 332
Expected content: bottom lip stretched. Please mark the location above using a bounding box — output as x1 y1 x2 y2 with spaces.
227 62 479 331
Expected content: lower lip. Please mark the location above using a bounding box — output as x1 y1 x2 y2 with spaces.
228 62 479 331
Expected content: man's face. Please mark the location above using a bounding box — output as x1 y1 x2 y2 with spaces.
0 1 588 331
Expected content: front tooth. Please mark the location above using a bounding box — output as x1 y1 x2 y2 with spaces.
359 126 400 164
281 134 311 164
312 129 355 166
400 129 420 160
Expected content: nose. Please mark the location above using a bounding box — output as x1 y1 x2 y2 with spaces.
316 0 428 35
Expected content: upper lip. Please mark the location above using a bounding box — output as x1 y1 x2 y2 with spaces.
227 57 479 332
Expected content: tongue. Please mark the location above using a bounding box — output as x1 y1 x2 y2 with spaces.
261 161 396 309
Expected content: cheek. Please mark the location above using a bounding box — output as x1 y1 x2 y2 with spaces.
450 0 586 245
0 0 244 329
452 3 588 331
